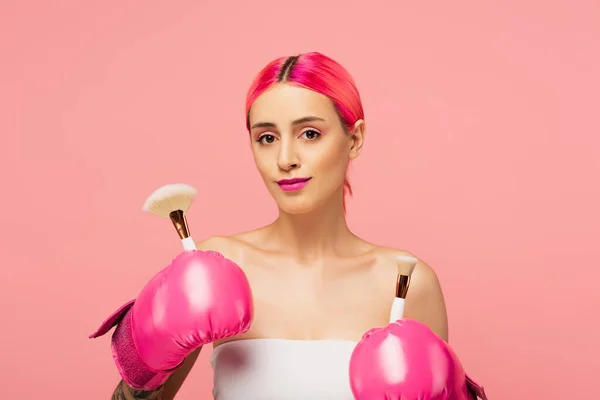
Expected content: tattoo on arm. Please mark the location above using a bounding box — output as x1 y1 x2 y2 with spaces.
112 380 164 400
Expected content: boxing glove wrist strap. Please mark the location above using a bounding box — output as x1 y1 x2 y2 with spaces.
90 300 175 390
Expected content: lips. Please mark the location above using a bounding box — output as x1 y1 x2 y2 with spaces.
276 177 312 192
277 177 311 185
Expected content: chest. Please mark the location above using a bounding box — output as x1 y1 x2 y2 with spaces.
238 258 396 341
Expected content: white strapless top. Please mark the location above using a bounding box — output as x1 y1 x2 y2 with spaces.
210 339 358 400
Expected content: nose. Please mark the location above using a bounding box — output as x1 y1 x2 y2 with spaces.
277 139 300 172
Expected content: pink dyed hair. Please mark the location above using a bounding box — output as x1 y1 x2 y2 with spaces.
245 52 365 211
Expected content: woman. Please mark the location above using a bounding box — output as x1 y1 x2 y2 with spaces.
111 52 449 400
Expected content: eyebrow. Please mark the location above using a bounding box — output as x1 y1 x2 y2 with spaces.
250 116 325 130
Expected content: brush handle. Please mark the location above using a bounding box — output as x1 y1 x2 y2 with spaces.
389 297 405 323
181 236 197 251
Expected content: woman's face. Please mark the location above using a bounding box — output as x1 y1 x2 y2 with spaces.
248 84 364 215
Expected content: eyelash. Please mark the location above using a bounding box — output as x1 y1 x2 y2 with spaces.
301 129 322 140
256 129 322 144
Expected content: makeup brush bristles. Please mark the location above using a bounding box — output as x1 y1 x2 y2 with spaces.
395 255 418 277
142 183 197 218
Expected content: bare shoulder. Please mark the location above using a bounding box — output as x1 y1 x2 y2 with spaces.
194 228 266 267
194 235 240 261
375 245 449 342
195 235 237 254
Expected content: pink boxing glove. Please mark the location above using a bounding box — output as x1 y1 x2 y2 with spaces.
349 319 488 400
89 250 253 390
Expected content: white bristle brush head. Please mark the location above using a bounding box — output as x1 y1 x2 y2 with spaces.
142 183 198 218
395 255 418 276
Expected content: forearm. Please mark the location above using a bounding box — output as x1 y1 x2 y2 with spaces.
112 380 164 400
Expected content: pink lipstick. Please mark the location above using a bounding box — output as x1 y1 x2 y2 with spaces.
277 177 312 192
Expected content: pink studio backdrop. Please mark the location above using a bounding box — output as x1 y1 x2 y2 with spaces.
1 1 599 398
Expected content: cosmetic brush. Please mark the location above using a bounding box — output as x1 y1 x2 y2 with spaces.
389 255 418 323
142 183 198 251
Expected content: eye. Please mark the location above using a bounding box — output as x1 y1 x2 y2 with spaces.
257 134 276 144
301 129 321 140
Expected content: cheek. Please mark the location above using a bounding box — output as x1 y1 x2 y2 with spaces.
311 141 349 176
252 148 274 178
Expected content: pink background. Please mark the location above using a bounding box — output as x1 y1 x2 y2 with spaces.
2 1 599 398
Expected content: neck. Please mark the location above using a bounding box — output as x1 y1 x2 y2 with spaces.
267 190 354 263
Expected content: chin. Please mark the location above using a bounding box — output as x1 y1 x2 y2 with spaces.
271 183 344 215
276 197 321 215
